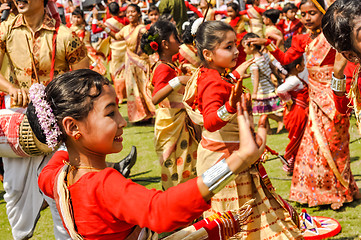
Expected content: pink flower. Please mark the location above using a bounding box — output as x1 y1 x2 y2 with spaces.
29 83 61 150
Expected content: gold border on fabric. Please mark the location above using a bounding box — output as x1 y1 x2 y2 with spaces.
308 104 348 188
310 0 326 14
347 64 361 134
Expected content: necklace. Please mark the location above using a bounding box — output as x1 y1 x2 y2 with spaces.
220 68 237 84
309 28 321 40
63 160 104 186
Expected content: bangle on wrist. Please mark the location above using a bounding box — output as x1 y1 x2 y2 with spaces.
217 104 235 121
168 77 182 90
331 73 346 92
265 38 272 46
104 27 111 34
266 42 277 52
92 19 98 24
202 158 236 194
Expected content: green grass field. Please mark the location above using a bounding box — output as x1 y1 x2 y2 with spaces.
1 101 361 239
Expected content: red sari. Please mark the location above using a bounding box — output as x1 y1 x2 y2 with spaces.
269 33 359 207
277 76 309 173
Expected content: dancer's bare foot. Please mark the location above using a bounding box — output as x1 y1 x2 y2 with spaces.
331 202 343 210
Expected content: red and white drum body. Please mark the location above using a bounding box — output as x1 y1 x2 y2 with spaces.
0 108 29 158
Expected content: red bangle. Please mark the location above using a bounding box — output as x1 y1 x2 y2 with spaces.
265 39 272 46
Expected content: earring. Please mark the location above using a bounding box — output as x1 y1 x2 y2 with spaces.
74 133 82 140
207 57 213 62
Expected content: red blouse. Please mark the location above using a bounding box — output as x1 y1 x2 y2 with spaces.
152 63 178 96
197 67 238 132
333 61 361 114
270 33 335 66
38 151 210 240
277 18 303 38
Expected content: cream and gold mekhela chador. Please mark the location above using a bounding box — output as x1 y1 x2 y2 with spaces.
183 69 302 239
104 17 127 102
151 62 198 190
247 6 264 38
115 24 155 122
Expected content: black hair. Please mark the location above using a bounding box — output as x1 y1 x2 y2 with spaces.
159 13 174 22
263 9 281 24
246 0 258 4
27 69 110 143
322 0 361 53
72 7 85 20
299 0 325 13
182 18 196 44
141 20 179 55
283 55 304 74
44 0 48 7
242 32 262 51
108 2 120 16
149 5 159 13
282 2 297 13
127 3 141 14
195 21 235 63
227 2 240 14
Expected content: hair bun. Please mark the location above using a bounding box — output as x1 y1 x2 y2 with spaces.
191 18 205 36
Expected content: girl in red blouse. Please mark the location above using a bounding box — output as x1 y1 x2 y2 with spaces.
36 69 266 239
277 3 304 40
140 20 199 190
225 2 249 70
183 20 303 239
70 7 107 75
247 0 360 210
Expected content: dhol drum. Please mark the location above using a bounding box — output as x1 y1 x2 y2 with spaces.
0 108 55 158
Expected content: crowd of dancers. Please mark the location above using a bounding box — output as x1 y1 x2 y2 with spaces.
0 0 360 239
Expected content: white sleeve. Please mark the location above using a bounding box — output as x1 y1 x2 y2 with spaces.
276 76 302 101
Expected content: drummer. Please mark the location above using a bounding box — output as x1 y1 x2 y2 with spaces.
0 0 88 239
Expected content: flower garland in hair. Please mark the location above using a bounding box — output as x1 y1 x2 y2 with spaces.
29 83 61 150
143 33 160 55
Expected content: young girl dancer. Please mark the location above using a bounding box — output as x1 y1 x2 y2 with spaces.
108 4 155 123
146 5 160 30
184 21 302 239
276 56 308 175
140 20 198 190
247 0 359 210
263 9 284 51
70 8 106 75
277 3 304 40
247 0 266 38
98 2 128 103
36 69 266 239
225 2 249 36
242 33 284 134
225 2 249 69
178 18 202 76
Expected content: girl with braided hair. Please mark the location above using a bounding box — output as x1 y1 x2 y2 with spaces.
141 20 199 190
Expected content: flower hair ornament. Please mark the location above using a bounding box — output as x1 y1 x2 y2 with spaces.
191 18 205 37
29 83 62 150
143 33 160 55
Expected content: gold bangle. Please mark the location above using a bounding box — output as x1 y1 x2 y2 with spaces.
266 42 277 52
